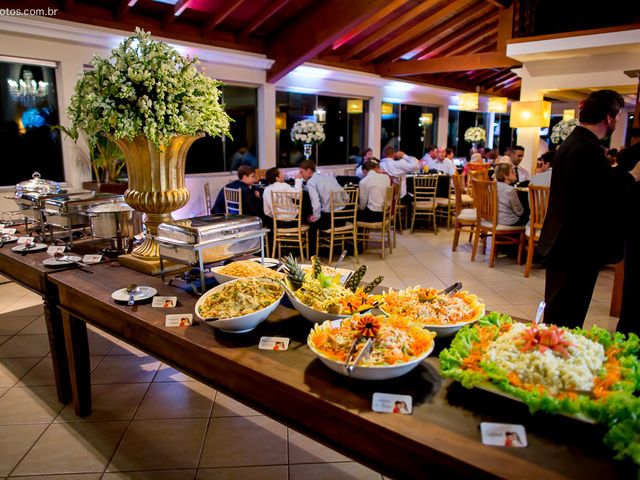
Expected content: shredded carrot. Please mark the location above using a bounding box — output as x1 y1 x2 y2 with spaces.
592 347 622 399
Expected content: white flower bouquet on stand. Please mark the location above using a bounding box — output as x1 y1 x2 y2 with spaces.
290 120 325 160
551 119 579 145
464 126 486 143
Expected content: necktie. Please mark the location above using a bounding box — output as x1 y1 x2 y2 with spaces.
514 166 519 182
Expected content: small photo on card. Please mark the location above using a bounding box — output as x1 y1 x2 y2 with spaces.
372 393 412 415
165 314 192 327
82 254 103 264
258 336 290 351
47 245 66 255
2 228 16 235
480 422 528 448
153 296 178 308
17 237 34 244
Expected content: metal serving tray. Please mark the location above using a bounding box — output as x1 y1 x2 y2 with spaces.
157 214 263 245
43 192 122 215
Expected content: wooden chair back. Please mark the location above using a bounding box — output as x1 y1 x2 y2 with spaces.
223 187 242 215
330 188 358 226
381 186 394 226
467 163 491 173
272 190 303 227
412 175 438 204
471 179 497 226
451 172 464 215
528 185 550 232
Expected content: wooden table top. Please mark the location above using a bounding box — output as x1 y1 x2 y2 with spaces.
48 263 633 479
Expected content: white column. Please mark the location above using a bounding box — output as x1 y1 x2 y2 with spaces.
487 112 496 150
437 105 448 148
368 95 382 158
515 71 543 173
258 83 276 168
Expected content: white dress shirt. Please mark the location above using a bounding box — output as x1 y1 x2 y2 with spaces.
305 173 345 220
380 155 419 197
513 164 531 183
530 168 552 187
358 170 390 212
426 157 456 176
496 181 524 226
263 179 302 220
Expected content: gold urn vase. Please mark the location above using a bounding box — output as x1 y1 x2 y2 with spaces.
111 134 201 275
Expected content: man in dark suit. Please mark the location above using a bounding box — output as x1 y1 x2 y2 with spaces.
538 90 640 328
212 165 261 216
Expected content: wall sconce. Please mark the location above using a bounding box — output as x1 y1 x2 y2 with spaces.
275 112 287 130
381 102 394 115
458 92 479 111
488 97 508 114
347 99 363 114
419 113 433 127
563 109 575 121
314 107 326 123
509 100 552 128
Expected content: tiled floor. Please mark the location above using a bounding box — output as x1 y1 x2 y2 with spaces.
0 229 619 479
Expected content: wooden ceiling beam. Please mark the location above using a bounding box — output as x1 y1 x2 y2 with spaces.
376 52 520 76
488 72 518 89
238 0 291 40
490 77 520 93
479 70 513 87
485 0 512 7
163 0 190 29
420 20 497 59
341 0 439 61
359 0 473 65
496 5 514 51
266 0 389 83
475 69 510 85
395 3 496 61
446 30 497 57
466 68 500 82
114 0 130 21
201 0 245 36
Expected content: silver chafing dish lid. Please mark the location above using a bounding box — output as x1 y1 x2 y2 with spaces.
43 193 125 213
157 214 263 245
15 172 62 198
87 201 134 213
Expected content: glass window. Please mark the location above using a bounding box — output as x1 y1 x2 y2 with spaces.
185 85 257 173
381 103 438 158
380 103 400 153
1 61 63 186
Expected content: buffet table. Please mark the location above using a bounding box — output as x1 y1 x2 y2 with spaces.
48 262 632 479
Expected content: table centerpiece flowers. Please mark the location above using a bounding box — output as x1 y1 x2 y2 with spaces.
550 119 579 145
464 126 486 147
67 27 232 273
290 120 325 160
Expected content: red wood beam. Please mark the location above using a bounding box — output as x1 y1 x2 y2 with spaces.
419 20 497 59
341 0 440 61
266 0 389 83
114 0 130 21
474 69 509 85
497 5 514 51
163 0 190 29
446 30 497 57
202 0 245 36
238 0 292 40
359 0 473 64
376 52 520 76
479 70 513 87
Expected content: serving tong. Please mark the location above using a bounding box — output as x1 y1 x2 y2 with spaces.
440 282 463 296
344 337 373 375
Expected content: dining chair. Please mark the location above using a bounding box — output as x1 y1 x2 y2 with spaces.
466 164 491 198
223 187 242 215
470 179 525 267
435 175 454 230
271 190 309 261
411 175 438 234
357 186 393 259
451 172 476 252
392 179 407 235
523 185 550 277
316 188 359 264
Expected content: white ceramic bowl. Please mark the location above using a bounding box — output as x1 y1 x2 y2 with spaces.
307 319 435 380
379 307 486 338
210 260 284 285
195 278 284 333
284 288 350 324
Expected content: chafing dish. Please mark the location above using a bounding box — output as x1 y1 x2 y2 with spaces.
86 201 142 254
157 214 268 292
12 172 66 229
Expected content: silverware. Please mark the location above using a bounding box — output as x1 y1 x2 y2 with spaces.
54 252 90 268
534 301 546 324
333 250 347 269
126 284 138 306
341 271 354 288
440 282 462 296
346 338 373 375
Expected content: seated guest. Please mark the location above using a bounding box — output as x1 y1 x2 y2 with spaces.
358 160 391 222
380 146 420 199
299 159 345 230
530 151 554 187
420 145 437 170
511 145 531 183
355 147 374 178
426 147 456 175
495 163 527 226
212 165 261 216
262 167 303 225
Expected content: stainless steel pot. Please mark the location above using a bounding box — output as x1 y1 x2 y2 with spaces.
85 202 142 242
15 172 62 198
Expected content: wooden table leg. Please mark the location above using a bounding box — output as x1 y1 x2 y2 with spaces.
61 309 92 417
43 293 72 404
610 261 624 318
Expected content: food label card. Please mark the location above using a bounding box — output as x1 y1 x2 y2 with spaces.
480 422 528 448
82 254 103 264
17 237 34 244
47 246 66 255
153 296 178 308
372 393 413 415
2 228 16 235
259 336 290 351
165 313 192 327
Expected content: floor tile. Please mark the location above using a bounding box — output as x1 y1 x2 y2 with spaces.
199 416 287 468
0 316 37 336
87 330 117 356
103 471 196 480
12 421 128 476
56 383 149 423
196 466 287 480
0 357 41 387
211 393 261 417
0 386 63 425
288 429 349 464
107 418 208 472
18 316 48 335
0 304 43 318
0 424 48 476
289 462 382 480
0 334 50 358
153 364 195 383
108 340 148 356
0 387 7 399
18 356 57 387
6 474 102 479
0 336 10 346
134 382 215 420
91 355 160 384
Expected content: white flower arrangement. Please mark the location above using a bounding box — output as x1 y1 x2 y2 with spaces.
464 126 486 143
68 28 231 150
290 120 325 145
551 119 579 144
